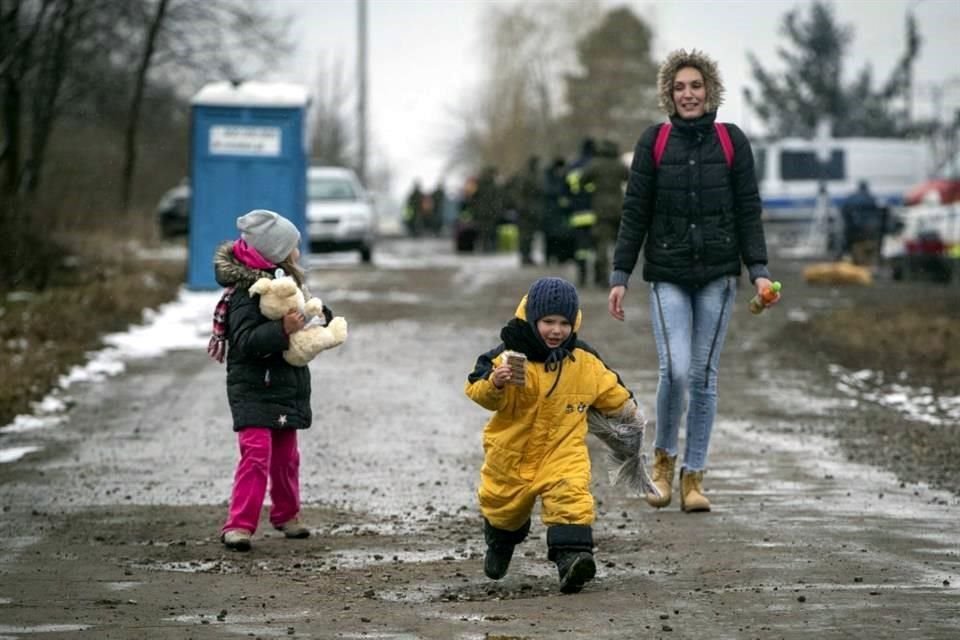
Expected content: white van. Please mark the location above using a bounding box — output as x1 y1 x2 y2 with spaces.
753 137 931 248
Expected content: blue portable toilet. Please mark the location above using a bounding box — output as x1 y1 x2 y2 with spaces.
187 81 311 289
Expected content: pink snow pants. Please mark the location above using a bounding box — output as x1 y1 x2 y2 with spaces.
221 427 301 534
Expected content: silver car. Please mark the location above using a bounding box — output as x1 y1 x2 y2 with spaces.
306 166 376 262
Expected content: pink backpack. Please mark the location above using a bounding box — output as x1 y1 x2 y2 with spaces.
653 122 734 168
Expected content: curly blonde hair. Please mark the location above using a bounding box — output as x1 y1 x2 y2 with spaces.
657 48 726 116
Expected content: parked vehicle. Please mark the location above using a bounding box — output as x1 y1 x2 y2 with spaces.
903 148 960 207
751 137 931 248
156 179 190 238
883 201 959 283
306 166 376 262
880 150 960 282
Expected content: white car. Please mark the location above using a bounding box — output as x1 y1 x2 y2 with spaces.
306 166 376 262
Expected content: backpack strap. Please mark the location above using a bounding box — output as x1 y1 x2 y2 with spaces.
652 123 671 168
714 122 734 168
653 121 734 168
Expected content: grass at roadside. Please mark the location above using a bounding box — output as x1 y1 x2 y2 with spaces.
0 246 185 427
784 293 960 391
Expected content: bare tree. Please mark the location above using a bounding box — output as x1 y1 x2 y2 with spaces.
1 0 59 197
120 0 168 213
446 0 604 177
117 0 293 211
147 0 292 94
309 54 355 168
0 0 293 288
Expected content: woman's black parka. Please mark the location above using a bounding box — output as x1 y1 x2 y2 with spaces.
611 111 769 288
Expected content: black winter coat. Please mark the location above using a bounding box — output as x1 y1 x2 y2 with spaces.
214 242 321 432
612 112 768 287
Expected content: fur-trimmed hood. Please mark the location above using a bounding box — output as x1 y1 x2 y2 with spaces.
213 240 276 289
657 48 725 116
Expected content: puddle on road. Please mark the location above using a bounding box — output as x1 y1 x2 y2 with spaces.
166 610 317 637
134 560 238 574
133 543 482 577
829 364 960 426
324 546 477 570
0 624 92 634
379 577 554 605
104 581 142 591
0 536 41 566
337 634 423 640
749 382 858 417
164 610 427 639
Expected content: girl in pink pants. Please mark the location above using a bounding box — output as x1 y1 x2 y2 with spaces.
209 210 336 551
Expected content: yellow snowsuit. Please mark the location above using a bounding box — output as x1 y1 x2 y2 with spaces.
465 297 632 531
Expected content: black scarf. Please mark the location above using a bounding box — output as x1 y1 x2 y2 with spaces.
500 318 576 397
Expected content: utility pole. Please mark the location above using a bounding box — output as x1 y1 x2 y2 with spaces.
806 118 833 256
357 0 368 184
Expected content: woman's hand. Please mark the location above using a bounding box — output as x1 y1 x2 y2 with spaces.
754 277 781 306
608 286 627 321
490 363 512 389
282 309 305 335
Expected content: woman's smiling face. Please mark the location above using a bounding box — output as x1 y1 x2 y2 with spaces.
673 66 707 119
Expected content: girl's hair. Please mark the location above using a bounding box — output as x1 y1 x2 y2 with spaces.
276 256 306 289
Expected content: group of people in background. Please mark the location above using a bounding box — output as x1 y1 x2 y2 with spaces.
402 135 631 288
402 180 451 237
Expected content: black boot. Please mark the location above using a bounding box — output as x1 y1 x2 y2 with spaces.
483 519 530 580
547 524 596 594
555 550 596 593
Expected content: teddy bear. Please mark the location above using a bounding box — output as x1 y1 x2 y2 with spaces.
248 273 348 367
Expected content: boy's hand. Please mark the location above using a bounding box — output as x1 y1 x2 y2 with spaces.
608 286 627 321
282 309 305 335
490 363 512 389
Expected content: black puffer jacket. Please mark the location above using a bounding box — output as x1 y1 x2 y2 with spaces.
213 242 318 432
611 111 769 287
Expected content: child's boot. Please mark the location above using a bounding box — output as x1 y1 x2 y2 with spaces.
547 524 596 594
274 516 310 539
221 529 252 552
646 448 676 508
680 467 711 513
483 519 530 580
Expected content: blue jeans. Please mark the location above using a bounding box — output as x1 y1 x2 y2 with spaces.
648 276 736 471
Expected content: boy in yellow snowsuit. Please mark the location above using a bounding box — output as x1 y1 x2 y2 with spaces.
465 277 634 593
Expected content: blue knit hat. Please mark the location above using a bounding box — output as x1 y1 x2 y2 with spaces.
526 277 579 325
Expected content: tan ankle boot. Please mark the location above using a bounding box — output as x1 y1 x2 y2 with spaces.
645 449 676 508
680 468 711 513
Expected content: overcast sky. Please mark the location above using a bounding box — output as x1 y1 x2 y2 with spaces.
264 0 960 201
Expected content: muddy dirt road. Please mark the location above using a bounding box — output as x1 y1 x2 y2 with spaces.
0 238 957 639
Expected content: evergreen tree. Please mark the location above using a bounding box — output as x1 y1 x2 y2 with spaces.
746 1 920 138
563 7 658 146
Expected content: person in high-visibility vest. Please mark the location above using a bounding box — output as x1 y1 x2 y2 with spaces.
564 138 597 286
581 139 629 286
